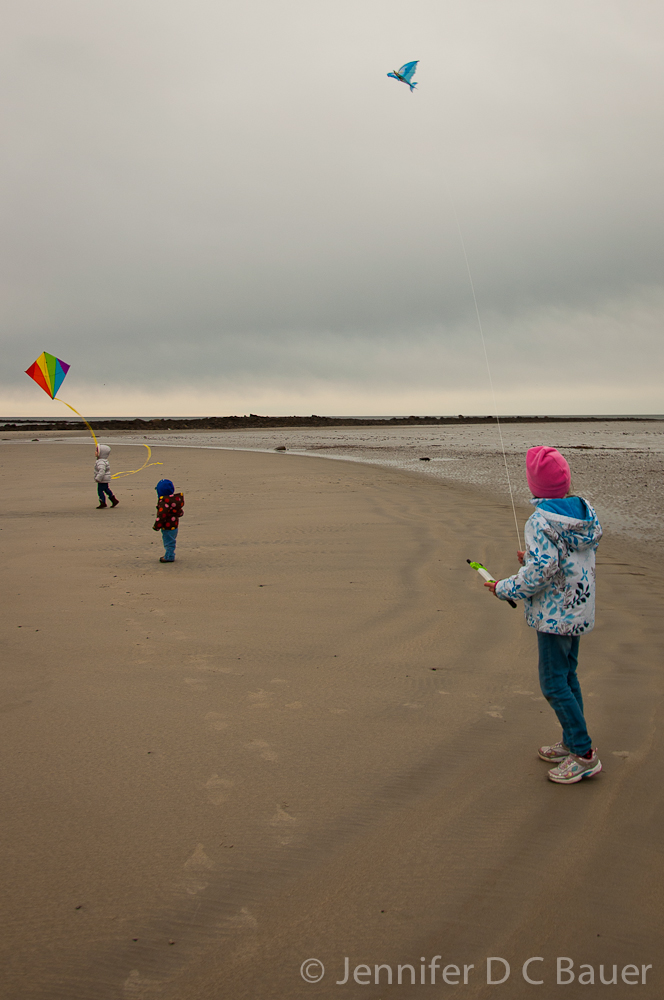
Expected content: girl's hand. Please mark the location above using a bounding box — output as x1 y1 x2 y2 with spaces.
517 550 525 565
484 581 498 596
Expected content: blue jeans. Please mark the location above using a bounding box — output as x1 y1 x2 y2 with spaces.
537 631 591 756
161 528 178 561
97 482 114 503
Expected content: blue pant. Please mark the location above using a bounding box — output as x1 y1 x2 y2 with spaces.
161 528 178 561
97 482 115 503
537 631 591 756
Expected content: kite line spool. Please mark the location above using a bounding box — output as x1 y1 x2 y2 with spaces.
467 559 517 608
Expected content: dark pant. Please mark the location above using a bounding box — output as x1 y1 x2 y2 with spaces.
161 528 178 561
537 631 591 756
97 482 115 503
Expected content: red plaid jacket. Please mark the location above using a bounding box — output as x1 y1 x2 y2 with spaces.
153 492 185 531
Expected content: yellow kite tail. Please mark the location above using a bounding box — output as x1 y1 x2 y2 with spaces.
111 445 163 479
55 398 162 478
55 397 98 448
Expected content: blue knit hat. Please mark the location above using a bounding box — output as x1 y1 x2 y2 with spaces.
155 479 175 495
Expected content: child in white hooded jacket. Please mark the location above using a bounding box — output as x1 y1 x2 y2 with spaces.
94 444 119 508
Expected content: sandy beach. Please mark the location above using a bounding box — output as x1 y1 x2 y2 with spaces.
2 438 663 999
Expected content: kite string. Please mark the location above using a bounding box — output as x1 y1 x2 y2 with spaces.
444 191 523 551
55 397 99 448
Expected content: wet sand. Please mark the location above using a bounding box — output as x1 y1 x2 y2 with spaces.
1 441 663 999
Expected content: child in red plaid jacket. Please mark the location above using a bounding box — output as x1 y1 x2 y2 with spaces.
153 479 184 562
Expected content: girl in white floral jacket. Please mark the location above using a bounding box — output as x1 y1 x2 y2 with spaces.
485 447 603 785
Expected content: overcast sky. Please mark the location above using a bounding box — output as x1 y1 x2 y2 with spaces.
2 0 663 416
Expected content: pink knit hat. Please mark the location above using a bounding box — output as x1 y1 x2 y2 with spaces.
526 446 571 498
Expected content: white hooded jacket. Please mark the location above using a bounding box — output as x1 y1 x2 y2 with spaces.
94 444 112 483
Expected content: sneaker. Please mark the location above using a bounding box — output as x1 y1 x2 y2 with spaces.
538 740 570 762
96 502 108 509
548 751 602 784
159 556 175 563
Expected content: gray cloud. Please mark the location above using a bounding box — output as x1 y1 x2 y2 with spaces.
2 0 663 412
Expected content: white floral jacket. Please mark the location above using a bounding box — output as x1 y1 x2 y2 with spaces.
495 497 602 636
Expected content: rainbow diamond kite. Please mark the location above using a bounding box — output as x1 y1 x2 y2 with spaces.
25 352 71 399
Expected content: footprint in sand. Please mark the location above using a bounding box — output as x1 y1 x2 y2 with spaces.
270 804 296 845
123 969 162 997
179 844 215 896
486 705 505 718
201 773 234 805
247 689 272 708
270 804 296 827
226 906 258 929
184 677 208 691
204 712 228 731
246 740 278 761
612 750 630 758
513 689 534 696
189 655 236 675
184 844 215 871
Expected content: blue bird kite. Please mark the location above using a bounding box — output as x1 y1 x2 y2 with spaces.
387 60 419 93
